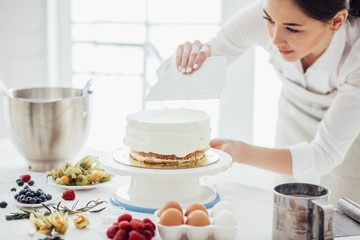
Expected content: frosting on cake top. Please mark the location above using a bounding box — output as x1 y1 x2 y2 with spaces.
123 108 211 157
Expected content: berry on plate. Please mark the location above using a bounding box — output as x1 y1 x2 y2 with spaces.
62 189 75 200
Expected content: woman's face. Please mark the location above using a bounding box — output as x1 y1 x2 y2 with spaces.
263 0 334 65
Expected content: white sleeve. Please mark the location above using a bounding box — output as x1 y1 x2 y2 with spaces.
290 81 360 183
208 0 270 63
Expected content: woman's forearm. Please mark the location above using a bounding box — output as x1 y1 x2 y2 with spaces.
241 143 293 175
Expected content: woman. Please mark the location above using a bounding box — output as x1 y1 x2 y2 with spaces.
175 0 360 205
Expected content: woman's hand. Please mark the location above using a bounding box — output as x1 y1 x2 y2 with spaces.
210 138 248 164
210 138 293 175
175 40 211 74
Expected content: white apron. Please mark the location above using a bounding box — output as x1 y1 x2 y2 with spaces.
274 73 360 206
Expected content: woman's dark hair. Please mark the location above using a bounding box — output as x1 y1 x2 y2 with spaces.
293 0 360 22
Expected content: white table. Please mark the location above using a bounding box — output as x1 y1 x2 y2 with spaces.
0 138 357 240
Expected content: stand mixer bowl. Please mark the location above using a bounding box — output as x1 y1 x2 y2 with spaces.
3 87 93 171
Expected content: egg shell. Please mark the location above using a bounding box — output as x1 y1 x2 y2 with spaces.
185 203 208 216
211 201 235 217
158 201 183 217
159 208 184 226
213 209 238 226
186 210 211 226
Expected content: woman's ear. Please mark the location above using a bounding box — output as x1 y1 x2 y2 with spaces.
330 9 348 32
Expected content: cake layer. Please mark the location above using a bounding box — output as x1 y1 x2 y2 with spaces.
123 108 211 157
129 148 208 164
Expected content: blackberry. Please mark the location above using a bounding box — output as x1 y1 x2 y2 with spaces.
0 201 7 208
11 187 16 192
28 180 35 186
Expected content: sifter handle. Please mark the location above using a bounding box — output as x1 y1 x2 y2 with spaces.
312 199 334 240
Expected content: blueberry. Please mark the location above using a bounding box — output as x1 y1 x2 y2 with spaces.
11 187 16 192
0 201 8 208
26 192 34 198
19 189 26 196
35 191 41 197
40 195 46 202
28 180 34 186
17 180 24 186
35 197 41 204
53 237 63 240
28 198 36 204
24 185 30 189
46 194 52 200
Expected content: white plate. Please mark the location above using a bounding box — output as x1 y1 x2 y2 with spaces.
12 193 61 208
46 176 108 190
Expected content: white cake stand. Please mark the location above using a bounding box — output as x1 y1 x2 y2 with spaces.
99 148 232 213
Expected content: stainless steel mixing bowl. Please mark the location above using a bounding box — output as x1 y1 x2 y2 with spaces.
3 87 93 171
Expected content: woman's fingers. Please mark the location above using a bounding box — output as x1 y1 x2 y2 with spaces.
210 138 224 149
175 40 210 74
193 43 211 70
175 45 184 71
186 40 202 74
180 41 192 73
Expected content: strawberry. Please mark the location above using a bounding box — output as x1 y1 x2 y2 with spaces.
143 218 156 231
143 230 153 240
106 225 119 239
20 174 31 183
144 223 155 236
129 230 145 240
118 213 132 223
118 220 131 231
130 219 145 232
113 229 127 240
62 189 75 200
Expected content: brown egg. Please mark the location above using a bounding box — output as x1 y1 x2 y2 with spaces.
186 210 211 226
185 203 208 216
159 208 184 226
158 201 183 217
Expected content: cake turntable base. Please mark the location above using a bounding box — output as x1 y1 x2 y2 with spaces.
100 148 232 213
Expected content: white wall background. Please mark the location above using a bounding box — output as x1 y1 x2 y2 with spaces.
0 0 278 190
0 0 47 137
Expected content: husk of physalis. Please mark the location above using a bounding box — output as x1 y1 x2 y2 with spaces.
73 213 90 229
48 211 69 234
29 212 53 236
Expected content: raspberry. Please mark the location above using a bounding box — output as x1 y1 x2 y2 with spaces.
106 225 119 239
144 223 155 236
118 220 131 231
129 230 145 240
143 218 156 231
130 219 145 232
143 230 153 240
117 213 132 223
62 189 75 200
20 174 31 183
113 229 127 240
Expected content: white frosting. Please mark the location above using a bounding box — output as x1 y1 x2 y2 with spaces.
123 108 211 157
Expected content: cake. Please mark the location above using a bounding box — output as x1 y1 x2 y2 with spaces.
123 108 211 164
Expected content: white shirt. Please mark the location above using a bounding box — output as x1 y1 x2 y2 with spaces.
209 0 360 183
